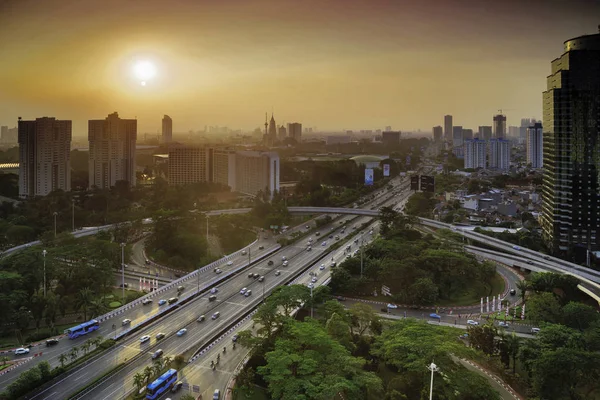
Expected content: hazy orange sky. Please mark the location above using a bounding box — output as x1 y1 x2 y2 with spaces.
0 0 599 135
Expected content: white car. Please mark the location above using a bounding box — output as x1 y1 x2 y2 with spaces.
244 290 252 297
307 283 314 289
321 242 327 246
240 288 247 295
467 320 479 326
122 319 131 326
214 268 222 274
319 264 325 270
311 277 317 283
275 270 281 276
14 348 29 356
210 288 219 294
227 261 233 266
531 327 541 334
140 335 151 343
177 329 187 337
387 304 398 309
498 321 510 328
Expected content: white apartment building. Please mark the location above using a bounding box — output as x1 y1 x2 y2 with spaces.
463 138 487 169
489 138 511 170
526 122 543 168
18 117 72 197
168 146 213 186
88 112 137 189
235 151 280 198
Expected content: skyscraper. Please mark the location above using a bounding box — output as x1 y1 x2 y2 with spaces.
278 125 287 140
452 126 463 148
478 126 492 141
541 29 600 253
382 131 401 146
235 151 280 199
464 138 487 170
168 146 213 185
444 115 453 140
489 138 511 170
88 112 137 189
18 117 72 197
162 115 172 143
493 114 507 138
287 122 302 142
432 126 443 142
526 122 543 169
268 114 277 143
462 129 473 140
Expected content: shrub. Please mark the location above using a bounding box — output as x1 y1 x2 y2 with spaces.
25 327 59 343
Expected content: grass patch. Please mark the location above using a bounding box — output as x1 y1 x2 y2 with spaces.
108 301 122 308
233 385 270 400
437 273 505 307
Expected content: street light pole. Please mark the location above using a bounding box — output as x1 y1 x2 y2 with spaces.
53 212 58 238
310 285 314 318
42 249 47 297
360 233 364 279
120 243 126 304
72 199 75 232
428 362 439 400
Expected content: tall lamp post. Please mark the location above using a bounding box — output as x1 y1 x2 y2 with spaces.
42 249 47 297
428 362 440 400
120 243 126 304
72 199 75 232
53 212 58 238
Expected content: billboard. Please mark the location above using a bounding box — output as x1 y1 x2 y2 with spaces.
421 175 435 193
365 169 374 186
406 155 411 165
410 175 420 191
383 164 390 177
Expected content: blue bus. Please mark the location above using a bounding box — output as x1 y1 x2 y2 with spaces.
65 319 100 339
146 368 177 399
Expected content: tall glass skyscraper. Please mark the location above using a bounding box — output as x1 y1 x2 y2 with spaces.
541 29 600 254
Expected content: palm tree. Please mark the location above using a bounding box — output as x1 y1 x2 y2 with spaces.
143 366 154 384
506 333 521 374
81 339 92 356
88 300 107 318
69 347 79 363
163 356 173 370
516 280 529 304
133 372 146 393
91 336 103 349
75 287 94 320
58 353 68 368
152 359 163 377
0 356 9 366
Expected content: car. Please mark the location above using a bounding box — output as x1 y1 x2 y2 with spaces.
140 335 151 343
232 334 239 342
142 298 153 305
242 250 247 255
387 303 398 309
319 264 325 270
145 259 150 265
282 256 287 261
209 295 217 301
214 268 222 274
315 232 320 236
152 349 163 359
308 238 313 243
213 389 221 400
240 287 247 295
119 283 129 288
329 235 333 239
268 260 274 266
227 261 233 266
305 225 310 229
467 320 479 326
210 287 219 294
258 276 265 282
171 381 183 393
498 321 510 328
510 289 516 295
197 315 206 322
331 261 336 267
14 348 29 355
322 242 327 246
512 245 521 250
176 329 187 337
307 283 314 289
335 296 346 301
283 260 289 266
258 245 264 250
275 270 281 276
542 255 550 260
531 327 541 334
158 299 167 306
526 260 533 265
156 332 165 340
307 246 312 252
46 338 59 347
429 313 441 320
245 290 252 297
177 285 185 292
212 311 220 320
122 319 132 326
335 236 340 240
168 297 178 304
253 273 260 279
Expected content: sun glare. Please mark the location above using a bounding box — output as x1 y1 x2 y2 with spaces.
133 61 157 84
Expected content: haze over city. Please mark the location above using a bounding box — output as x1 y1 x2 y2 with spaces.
1 0 600 134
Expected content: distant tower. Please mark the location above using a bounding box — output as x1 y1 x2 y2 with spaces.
162 115 172 143
268 113 277 142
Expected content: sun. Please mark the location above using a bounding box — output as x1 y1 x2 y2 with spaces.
133 60 157 84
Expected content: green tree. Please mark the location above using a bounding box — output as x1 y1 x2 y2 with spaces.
349 303 378 337
58 353 68 367
75 287 94 321
258 320 382 400
133 372 146 394
516 279 529 304
407 277 439 305
81 339 92 356
467 324 497 356
562 301 599 331
326 312 354 351
69 346 79 363
527 292 562 324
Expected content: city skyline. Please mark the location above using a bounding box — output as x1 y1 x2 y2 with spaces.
1 0 599 133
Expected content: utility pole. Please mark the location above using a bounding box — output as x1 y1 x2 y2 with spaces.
42 249 47 297
360 233 364 279
53 212 58 238
120 243 126 304
428 362 439 400
72 199 75 232
310 285 314 318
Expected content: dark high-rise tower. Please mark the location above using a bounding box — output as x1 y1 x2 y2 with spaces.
541 28 600 254
444 115 452 140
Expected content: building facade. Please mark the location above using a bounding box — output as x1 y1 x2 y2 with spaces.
287 122 302 142
452 126 463 148
162 115 172 143
88 112 137 189
478 126 492 141
444 115 453 141
213 149 236 189
541 30 600 253
433 126 443 141
18 117 72 197
382 131 401 146
493 114 507 138
489 138 511 170
168 146 213 186
464 138 487 169
235 151 279 198
526 122 543 168
462 129 473 140
278 125 287 140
